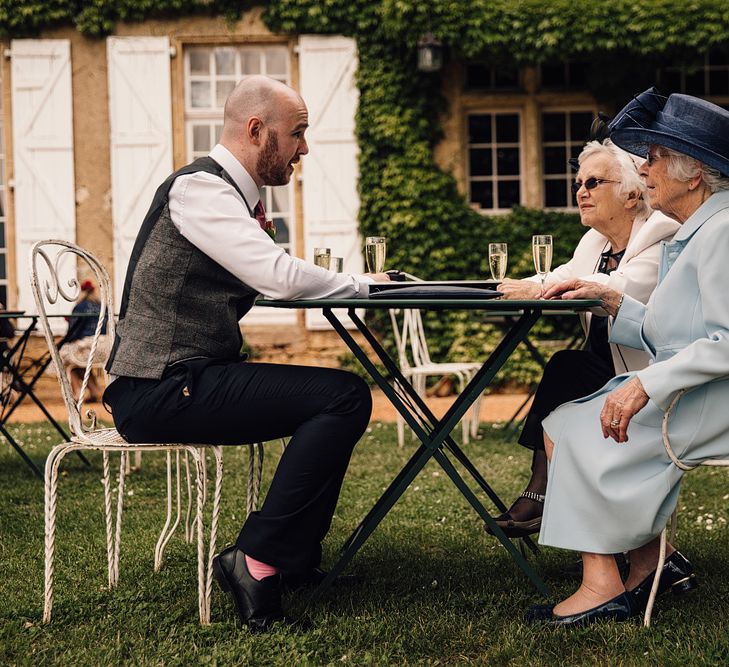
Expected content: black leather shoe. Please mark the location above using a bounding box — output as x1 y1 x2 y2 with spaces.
629 551 697 612
282 567 361 593
212 546 284 631
525 592 634 627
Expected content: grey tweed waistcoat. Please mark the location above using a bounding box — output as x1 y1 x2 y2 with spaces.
106 157 258 379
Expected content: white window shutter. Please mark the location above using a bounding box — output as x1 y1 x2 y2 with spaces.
298 35 363 330
10 39 76 320
107 36 173 305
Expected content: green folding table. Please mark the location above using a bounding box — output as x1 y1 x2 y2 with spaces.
259 296 600 601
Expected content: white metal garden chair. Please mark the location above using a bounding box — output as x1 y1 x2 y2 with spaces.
30 240 263 625
643 388 729 627
388 274 483 447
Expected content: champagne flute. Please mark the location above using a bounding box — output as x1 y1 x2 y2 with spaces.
532 235 553 296
488 243 508 281
365 236 386 273
313 247 331 269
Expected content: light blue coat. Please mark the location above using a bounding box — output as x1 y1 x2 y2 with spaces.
540 190 729 554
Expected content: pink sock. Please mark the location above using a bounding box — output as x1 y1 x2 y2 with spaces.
245 554 280 581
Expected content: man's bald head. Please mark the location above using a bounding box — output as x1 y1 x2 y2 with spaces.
222 75 300 138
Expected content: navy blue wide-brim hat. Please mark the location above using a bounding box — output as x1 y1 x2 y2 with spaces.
609 87 729 177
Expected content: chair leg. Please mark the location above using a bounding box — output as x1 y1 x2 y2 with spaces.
109 451 127 588
43 444 72 624
184 451 194 543
203 446 224 625
246 443 264 516
643 526 668 628
154 450 183 571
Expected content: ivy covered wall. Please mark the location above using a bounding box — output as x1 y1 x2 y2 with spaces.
3 0 729 382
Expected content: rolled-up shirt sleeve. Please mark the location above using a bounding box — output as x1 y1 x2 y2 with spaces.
168 172 372 300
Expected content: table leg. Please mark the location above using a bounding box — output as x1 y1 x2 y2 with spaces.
315 308 548 600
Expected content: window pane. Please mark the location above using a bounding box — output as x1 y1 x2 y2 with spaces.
543 146 567 174
0 253 5 280
710 50 729 66
469 148 492 176
544 179 567 208
468 115 491 143
542 113 565 142
470 182 493 210
215 49 235 75
192 125 211 152
264 48 288 76
0 285 6 307
189 49 210 75
465 65 491 89
569 62 588 87
494 65 519 88
685 69 704 95
272 217 290 244
271 187 289 213
660 69 681 94
496 147 519 175
190 81 211 108
709 69 729 95
216 80 235 108
497 181 520 209
0 192 4 219
215 124 223 143
569 112 593 141
495 114 519 142
240 50 261 75
541 63 565 87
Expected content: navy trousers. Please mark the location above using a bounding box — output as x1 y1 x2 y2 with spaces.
104 359 372 572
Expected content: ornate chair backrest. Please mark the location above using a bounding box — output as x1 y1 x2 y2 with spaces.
29 240 116 439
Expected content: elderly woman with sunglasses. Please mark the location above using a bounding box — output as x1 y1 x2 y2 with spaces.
490 140 678 539
523 90 729 626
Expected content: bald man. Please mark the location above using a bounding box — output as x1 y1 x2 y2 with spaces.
104 76 389 630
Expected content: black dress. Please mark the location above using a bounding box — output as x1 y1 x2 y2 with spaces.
518 248 625 451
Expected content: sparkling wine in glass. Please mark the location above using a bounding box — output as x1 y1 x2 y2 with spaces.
314 247 331 269
330 256 344 272
488 243 508 281
532 235 553 296
365 236 386 273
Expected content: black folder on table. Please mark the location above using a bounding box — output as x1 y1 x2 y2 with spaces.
368 280 502 299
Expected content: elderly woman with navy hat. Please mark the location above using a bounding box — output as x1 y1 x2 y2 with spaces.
524 89 729 626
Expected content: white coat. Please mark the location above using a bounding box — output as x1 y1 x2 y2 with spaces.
526 211 679 372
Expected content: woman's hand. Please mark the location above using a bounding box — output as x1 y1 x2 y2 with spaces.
497 279 542 300
365 272 391 282
542 278 623 317
599 377 649 443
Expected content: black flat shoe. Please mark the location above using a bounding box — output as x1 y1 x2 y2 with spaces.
629 551 697 612
212 545 285 631
525 591 634 627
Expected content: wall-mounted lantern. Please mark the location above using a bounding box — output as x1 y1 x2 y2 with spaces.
417 32 443 72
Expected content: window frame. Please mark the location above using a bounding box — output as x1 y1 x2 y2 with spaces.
465 109 524 214
541 106 598 211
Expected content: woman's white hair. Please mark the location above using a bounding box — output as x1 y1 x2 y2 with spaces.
653 146 729 193
578 139 651 219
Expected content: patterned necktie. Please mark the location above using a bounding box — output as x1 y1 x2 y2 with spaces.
253 200 266 230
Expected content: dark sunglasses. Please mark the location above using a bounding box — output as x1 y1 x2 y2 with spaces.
571 177 621 195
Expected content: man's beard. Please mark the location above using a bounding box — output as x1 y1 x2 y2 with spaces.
256 130 291 186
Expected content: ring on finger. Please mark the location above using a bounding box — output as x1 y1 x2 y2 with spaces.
610 419 620 427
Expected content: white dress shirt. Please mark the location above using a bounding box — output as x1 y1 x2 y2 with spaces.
167 144 372 300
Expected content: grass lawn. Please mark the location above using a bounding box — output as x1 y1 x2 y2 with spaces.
1 420 729 666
